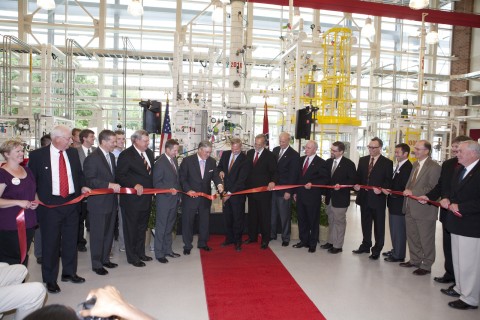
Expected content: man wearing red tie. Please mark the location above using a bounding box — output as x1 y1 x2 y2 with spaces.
28 125 91 294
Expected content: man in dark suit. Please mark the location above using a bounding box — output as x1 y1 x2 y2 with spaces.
321 141 356 254
420 135 471 284
293 140 329 253
353 137 392 260
382 143 412 262
436 141 480 310
116 130 154 267
83 130 120 275
271 132 299 247
28 125 90 294
76 129 96 252
401 140 441 276
153 139 181 263
217 138 249 251
179 141 224 255
244 134 277 249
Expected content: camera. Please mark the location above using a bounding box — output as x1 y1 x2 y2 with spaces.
79 297 115 320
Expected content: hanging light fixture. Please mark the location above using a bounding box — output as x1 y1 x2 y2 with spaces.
409 0 429 10
128 0 144 17
362 17 375 38
211 0 224 23
426 25 439 45
37 0 56 10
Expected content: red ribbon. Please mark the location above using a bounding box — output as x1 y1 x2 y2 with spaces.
16 209 27 263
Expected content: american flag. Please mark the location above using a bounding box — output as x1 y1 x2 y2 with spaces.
263 100 269 147
159 99 172 154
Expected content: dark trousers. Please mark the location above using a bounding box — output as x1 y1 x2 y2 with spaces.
271 193 292 242
122 208 150 264
388 214 406 259
247 192 272 244
360 206 385 255
0 228 35 266
442 224 455 281
223 197 245 244
182 204 210 250
77 200 88 247
297 199 321 248
88 210 116 269
154 195 178 258
37 203 80 283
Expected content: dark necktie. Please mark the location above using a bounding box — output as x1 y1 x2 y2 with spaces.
228 155 235 172
367 157 374 178
141 153 151 175
392 163 399 179
87 148 91 156
302 157 309 176
59 151 69 198
170 158 177 175
458 167 467 182
253 152 259 166
106 153 113 176
410 164 420 186
278 149 285 162
331 159 338 177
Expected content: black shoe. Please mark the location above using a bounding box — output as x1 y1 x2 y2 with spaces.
292 242 307 248
260 242 268 250
61 274 85 283
243 239 257 244
270 236 277 241
328 247 343 254
448 299 478 310
399 261 418 268
131 261 146 267
46 282 61 294
157 257 169 264
320 243 333 250
166 252 181 258
352 247 370 254
77 246 87 252
183 249 191 255
36 257 42 264
198 246 212 252
308 247 316 253
382 250 393 257
139 255 153 262
434 276 455 284
441 286 460 298
369 254 380 260
235 243 242 252
92 267 108 275
221 241 233 247
281 241 289 247
384 256 405 262
412 268 431 276
103 262 118 268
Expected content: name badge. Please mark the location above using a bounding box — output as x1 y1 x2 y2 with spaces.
12 177 20 185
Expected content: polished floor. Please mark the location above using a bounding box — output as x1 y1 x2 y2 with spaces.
19 205 479 319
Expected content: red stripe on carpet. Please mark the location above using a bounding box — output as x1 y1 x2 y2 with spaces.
200 236 326 320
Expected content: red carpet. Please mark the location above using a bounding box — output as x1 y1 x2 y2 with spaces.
200 236 326 320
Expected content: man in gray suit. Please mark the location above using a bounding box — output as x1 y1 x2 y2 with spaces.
153 139 181 263
401 140 441 275
83 130 120 276
76 129 96 169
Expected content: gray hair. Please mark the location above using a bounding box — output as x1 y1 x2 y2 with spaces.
198 140 212 150
307 140 318 150
130 129 149 143
460 140 480 158
51 125 71 138
279 132 291 140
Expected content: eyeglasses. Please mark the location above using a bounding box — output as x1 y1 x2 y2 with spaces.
367 146 380 149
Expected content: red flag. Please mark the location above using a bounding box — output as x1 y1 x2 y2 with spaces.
159 100 172 154
263 100 269 147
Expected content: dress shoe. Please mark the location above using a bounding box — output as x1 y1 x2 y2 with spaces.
413 268 431 276
320 243 333 250
448 299 478 310
198 246 212 252
131 261 146 267
103 262 118 268
281 241 289 247
384 256 404 263
183 249 191 255
139 255 153 262
399 261 418 268
434 276 455 284
77 245 87 252
328 247 343 254
46 282 61 294
270 236 277 241
243 239 257 244
369 254 380 260
292 242 307 248
166 252 181 258
61 274 85 283
308 247 316 253
92 267 108 275
441 286 460 297
260 242 268 250
221 241 233 247
36 257 42 264
352 248 370 254
235 243 242 252
382 250 393 257
157 257 169 264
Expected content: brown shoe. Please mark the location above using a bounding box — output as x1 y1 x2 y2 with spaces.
413 268 431 276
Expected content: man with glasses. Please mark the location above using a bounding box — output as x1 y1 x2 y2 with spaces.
29 125 91 293
353 137 393 260
322 141 356 254
401 140 441 276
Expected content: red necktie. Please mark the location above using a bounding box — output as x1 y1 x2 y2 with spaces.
253 152 259 166
59 151 69 198
302 157 309 176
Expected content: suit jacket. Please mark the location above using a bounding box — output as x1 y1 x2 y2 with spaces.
402 158 441 220
387 160 413 215
272 146 300 195
325 156 356 208
217 151 249 204
83 147 117 214
153 154 181 200
445 161 480 237
76 146 97 169
296 155 329 205
28 146 85 205
245 148 278 189
355 155 393 210
179 154 222 209
426 157 459 223
116 146 154 211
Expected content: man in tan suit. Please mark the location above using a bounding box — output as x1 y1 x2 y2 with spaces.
400 140 441 275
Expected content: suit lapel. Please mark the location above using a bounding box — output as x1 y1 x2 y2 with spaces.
456 162 480 190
